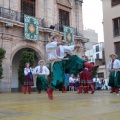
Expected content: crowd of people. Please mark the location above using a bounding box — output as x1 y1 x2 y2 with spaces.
23 33 120 100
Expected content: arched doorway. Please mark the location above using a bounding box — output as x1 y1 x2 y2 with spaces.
11 48 41 92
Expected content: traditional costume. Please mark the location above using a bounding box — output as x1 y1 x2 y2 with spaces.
107 54 120 93
62 73 69 93
24 63 34 94
78 67 94 94
34 60 50 93
46 33 99 100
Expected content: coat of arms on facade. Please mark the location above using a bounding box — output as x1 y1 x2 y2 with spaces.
64 26 74 45
24 15 39 41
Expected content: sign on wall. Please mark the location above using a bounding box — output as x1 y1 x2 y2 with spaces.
64 26 74 45
24 15 39 41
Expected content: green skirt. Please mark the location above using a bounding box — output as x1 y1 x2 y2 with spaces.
36 75 49 90
108 71 120 88
115 71 120 88
50 55 85 90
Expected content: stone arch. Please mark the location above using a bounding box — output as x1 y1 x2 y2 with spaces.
10 41 44 65
10 41 45 92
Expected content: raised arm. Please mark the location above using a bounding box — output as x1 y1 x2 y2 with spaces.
63 44 80 52
63 45 75 52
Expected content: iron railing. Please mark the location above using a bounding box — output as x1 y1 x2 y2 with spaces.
0 7 44 27
55 23 77 35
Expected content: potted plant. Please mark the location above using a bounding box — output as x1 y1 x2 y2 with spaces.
0 48 6 79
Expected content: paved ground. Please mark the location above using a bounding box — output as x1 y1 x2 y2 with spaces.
0 91 120 120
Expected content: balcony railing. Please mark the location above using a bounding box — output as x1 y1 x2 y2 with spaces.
55 23 77 35
0 7 44 27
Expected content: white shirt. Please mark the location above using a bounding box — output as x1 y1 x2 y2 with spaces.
24 67 33 76
107 59 120 69
69 77 75 83
46 42 75 60
93 78 101 84
34 66 50 76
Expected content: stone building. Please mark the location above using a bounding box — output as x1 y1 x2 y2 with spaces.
102 0 120 76
0 0 87 92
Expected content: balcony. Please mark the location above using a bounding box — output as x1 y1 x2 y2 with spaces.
0 7 44 27
55 23 77 35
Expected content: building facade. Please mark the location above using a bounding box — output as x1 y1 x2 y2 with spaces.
0 0 87 92
102 0 120 76
84 28 98 50
86 42 106 79
93 42 106 79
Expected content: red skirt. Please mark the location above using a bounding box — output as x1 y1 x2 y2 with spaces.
80 69 93 86
23 74 34 86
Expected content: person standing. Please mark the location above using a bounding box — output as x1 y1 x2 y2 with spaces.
34 60 50 93
46 33 99 100
78 55 95 94
24 62 34 94
107 54 120 93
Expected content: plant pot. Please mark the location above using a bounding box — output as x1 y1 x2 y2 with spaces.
20 85 24 93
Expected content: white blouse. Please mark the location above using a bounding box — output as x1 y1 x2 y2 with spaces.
107 59 120 69
24 67 33 76
34 66 50 76
46 42 75 60
69 77 75 83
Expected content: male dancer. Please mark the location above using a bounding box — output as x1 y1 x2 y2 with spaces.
34 60 50 93
107 54 120 94
46 33 99 100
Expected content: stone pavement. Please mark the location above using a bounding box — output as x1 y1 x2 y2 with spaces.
0 91 120 120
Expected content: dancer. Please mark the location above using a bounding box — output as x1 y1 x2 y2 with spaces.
23 62 34 94
107 54 120 94
62 73 69 93
78 55 95 94
34 60 50 93
46 33 99 100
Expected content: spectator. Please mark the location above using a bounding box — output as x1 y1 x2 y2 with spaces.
69 74 75 91
93 75 101 90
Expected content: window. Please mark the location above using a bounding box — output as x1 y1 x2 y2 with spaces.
59 9 69 32
21 0 35 16
96 45 99 52
111 0 120 6
113 18 120 36
98 72 104 78
96 53 99 59
115 42 120 59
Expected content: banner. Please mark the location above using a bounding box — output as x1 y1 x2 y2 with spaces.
64 26 74 45
24 15 39 41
